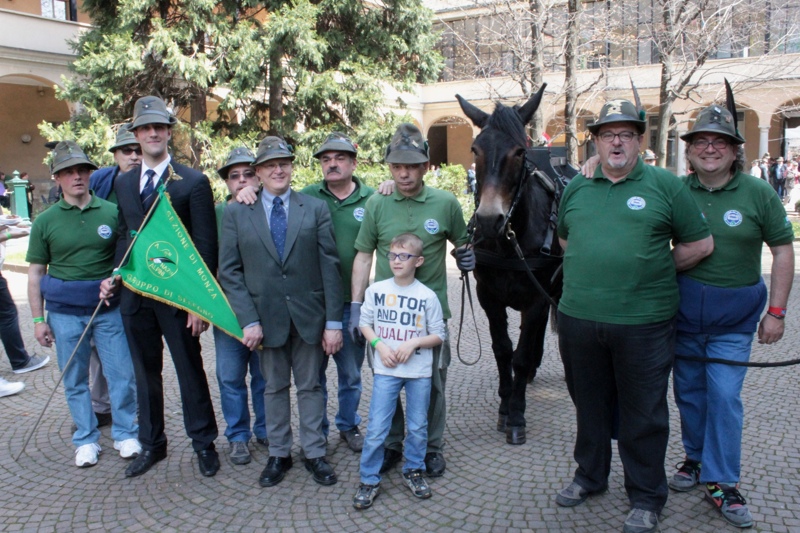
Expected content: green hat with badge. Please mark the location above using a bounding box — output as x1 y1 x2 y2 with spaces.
218 147 256 179
50 140 99 175
679 104 745 145
313 132 358 158
680 79 745 145
385 123 429 164
108 123 139 153
588 99 647 135
252 136 295 166
131 95 178 129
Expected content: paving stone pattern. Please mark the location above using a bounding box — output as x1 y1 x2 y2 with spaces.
1 246 799 532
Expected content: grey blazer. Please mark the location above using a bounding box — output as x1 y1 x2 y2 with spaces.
218 190 343 347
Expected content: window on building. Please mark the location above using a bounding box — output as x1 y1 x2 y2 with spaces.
41 0 77 21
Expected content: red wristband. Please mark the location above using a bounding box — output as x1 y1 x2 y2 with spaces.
768 306 787 317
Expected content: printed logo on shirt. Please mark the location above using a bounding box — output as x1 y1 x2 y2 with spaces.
424 219 440 234
353 207 365 221
723 210 743 227
97 225 113 239
626 196 646 210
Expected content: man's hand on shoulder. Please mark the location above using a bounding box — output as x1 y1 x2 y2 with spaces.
580 155 600 178
235 185 259 205
376 180 395 196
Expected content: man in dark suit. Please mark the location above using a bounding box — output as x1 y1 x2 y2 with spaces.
218 136 344 488
100 95 220 478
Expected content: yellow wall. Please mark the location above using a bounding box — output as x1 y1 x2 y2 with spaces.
0 83 70 210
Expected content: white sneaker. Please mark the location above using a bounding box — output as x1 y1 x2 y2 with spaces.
114 438 142 459
0 377 25 397
75 443 101 467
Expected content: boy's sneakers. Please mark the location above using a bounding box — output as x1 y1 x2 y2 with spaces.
75 443 101 467
13 354 50 374
114 439 142 459
402 469 432 499
0 377 25 397
623 508 659 533
704 482 754 528
668 459 701 491
352 483 380 510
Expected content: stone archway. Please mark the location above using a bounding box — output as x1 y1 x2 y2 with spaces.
0 74 71 214
426 116 473 170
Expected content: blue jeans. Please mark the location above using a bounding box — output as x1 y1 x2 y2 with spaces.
48 309 138 447
0 273 31 369
673 331 752 483
558 312 675 513
213 327 267 442
359 374 431 485
320 305 364 435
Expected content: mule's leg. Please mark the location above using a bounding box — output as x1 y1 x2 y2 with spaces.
479 295 513 433
505 303 550 445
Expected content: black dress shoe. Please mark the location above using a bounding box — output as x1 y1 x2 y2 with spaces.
379 448 403 474
259 456 293 487
197 448 220 477
304 456 337 486
125 449 167 478
255 437 269 447
425 452 446 477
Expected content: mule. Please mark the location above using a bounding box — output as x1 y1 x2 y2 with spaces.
456 85 573 444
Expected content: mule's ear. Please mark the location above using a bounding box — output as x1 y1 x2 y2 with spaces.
456 94 489 129
517 83 547 125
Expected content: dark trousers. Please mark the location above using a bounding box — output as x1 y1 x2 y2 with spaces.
558 312 675 513
0 273 30 369
122 299 218 452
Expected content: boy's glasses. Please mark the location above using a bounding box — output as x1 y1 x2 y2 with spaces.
386 252 418 261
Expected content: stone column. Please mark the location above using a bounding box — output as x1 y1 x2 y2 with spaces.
759 126 770 158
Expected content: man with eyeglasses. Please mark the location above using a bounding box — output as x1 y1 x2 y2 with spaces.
81 123 141 431
351 123 473 479
666 103 794 529
555 99 713 533
211 147 268 466
219 136 343 488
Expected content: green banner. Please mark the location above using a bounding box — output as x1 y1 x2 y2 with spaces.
116 187 244 341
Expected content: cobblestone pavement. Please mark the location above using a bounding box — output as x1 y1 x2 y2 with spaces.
1 246 799 532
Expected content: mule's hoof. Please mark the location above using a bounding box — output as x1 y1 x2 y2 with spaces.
506 426 526 445
497 415 508 432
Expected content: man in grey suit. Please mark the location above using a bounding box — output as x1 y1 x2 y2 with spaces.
219 136 344 488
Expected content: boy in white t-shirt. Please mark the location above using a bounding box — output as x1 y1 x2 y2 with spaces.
353 233 446 510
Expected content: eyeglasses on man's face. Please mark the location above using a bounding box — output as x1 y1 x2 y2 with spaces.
120 147 142 155
261 162 293 172
228 170 256 180
597 131 638 143
691 138 730 151
386 252 418 262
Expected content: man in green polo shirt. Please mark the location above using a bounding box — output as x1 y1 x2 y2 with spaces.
555 100 713 533
301 133 375 453
26 141 140 468
667 100 794 529
351 123 474 478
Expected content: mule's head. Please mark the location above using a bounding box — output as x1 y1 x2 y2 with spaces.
457 85 546 237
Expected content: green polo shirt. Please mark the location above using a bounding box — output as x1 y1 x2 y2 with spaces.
26 193 119 281
682 170 794 288
301 176 375 303
557 159 710 324
354 184 469 319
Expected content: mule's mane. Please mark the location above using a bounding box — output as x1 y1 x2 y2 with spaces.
486 103 528 148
